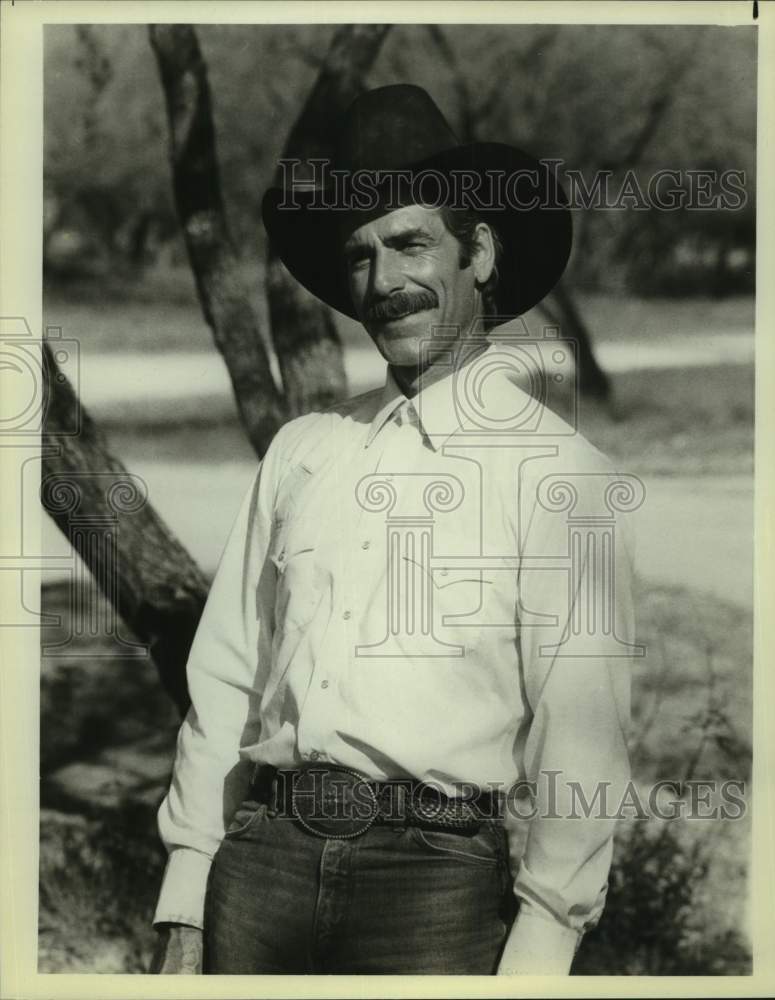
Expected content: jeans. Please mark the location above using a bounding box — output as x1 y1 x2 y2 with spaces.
204 796 517 974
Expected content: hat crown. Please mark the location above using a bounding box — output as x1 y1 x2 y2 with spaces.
262 84 573 322
335 84 460 171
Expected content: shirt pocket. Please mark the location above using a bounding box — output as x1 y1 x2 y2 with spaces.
432 567 493 628
269 515 321 633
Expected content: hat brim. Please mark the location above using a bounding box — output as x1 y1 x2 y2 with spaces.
261 142 572 324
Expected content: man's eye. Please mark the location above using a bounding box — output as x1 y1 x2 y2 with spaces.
348 255 370 271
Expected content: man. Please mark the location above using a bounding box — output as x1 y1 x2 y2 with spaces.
152 85 634 975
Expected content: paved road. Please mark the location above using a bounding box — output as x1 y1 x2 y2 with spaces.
42 464 753 608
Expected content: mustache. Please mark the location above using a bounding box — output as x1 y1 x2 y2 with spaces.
364 289 438 324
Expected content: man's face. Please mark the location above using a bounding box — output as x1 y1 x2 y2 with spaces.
343 204 479 369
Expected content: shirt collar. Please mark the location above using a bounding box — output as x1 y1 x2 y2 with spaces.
364 370 407 449
364 340 493 452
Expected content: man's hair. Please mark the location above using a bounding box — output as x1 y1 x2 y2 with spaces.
440 207 504 331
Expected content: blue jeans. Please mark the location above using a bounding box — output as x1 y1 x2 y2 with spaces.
204 796 517 974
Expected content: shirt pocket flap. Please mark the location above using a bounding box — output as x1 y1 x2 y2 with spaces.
269 517 321 631
432 567 492 625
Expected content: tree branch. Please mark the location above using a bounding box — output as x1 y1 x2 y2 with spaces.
149 24 285 457
600 38 701 173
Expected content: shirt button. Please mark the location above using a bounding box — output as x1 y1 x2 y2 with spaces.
440 568 449 577
342 610 352 620
321 680 329 689
309 750 321 761
362 540 370 550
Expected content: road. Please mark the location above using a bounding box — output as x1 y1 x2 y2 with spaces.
42 463 753 608
39 334 754 605
73 333 755 422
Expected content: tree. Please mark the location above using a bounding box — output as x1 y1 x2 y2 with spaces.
423 23 611 402
264 25 391 416
149 23 390 447
42 24 390 710
149 24 286 457
41 339 206 716
44 25 755 298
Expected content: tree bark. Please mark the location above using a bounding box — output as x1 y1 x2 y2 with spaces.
266 24 391 416
542 280 612 401
41 340 206 715
149 24 285 457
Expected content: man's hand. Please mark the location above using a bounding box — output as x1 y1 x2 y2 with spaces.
150 923 203 974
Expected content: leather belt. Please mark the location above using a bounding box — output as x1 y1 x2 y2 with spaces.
250 763 503 840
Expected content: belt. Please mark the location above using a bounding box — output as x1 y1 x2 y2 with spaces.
250 763 503 840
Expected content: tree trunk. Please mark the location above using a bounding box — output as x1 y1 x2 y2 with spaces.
266 24 391 416
149 24 285 458
41 340 206 715
544 280 612 401
425 25 611 405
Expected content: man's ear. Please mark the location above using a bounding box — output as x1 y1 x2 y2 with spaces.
472 222 496 285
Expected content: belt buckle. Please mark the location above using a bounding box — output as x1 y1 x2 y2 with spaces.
291 764 380 839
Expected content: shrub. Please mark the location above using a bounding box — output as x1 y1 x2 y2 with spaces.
573 819 751 975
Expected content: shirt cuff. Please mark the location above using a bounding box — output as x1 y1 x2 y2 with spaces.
152 847 213 930
497 900 580 975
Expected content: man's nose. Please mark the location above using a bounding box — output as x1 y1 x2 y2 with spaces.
370 249 404 298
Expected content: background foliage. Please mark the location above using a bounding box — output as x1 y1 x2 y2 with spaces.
44 24 756 295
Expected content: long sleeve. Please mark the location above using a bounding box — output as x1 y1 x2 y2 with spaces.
153 457 277 928
502 453 636 972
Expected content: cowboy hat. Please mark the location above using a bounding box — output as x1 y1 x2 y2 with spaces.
261 84 572 323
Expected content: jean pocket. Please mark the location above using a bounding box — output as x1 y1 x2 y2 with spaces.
223 799 268 840
409 821 504 868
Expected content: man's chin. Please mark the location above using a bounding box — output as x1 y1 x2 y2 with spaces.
373 333 425 368
367 312 437 362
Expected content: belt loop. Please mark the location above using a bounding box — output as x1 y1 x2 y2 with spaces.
394 783 407 830
275 767 294 818
266 770 278 818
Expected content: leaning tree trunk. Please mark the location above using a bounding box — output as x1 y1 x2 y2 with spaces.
266 24 391 416
41 340 207 715
41 27 392 718
150 24 286 458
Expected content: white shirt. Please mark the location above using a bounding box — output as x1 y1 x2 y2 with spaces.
154 340 635 968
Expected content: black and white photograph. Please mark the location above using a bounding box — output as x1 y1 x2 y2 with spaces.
0 0 770 991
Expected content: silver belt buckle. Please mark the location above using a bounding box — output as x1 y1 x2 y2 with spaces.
291 765 380 839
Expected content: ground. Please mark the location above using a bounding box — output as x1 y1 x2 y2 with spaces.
37 286 754 973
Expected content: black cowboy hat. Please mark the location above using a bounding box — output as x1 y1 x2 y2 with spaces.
261 85 572 323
